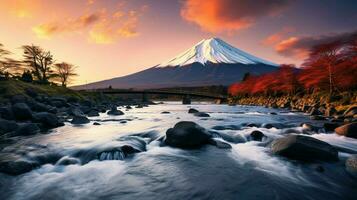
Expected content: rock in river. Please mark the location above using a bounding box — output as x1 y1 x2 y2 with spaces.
271 135 338 162
188 108 199 113
12 103 33 120
335 122 357 139
71 116 90 125
250 130 265 141
194 112 210 117
107 107 124 116
33 112 64 128
164 121 212 148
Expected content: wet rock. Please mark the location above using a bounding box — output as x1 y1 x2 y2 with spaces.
188 108 199 113
323 122 341 132
194 112 210 117
126 105 132 109
87 110 100 117
164 121 212 148
56 156 81 165
211 125 240 130
93 122 101 125
208 138 232 149
161 111 170 114
0 158 37 175
246 123 259 127
120 121 127 124
335 122 357 139
269 112 277 115
71 116 90 125
69 107 85 117
0 107 15 120
12 103 33 120
271 135 338 162
0 119 18 135
136 105 143 108
14 123 40 136
345 155 357 178
250 130 265 141
33 112 63 128
107 107 124 116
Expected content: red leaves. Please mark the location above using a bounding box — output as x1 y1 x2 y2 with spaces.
229 40 357 96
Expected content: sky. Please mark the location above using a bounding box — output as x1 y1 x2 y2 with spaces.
0 0 356 85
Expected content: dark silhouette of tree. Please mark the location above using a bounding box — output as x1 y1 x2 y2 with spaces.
54 62 77 87
22 44 54 84
0 43 11 77
20 70 33 83
241 72 251 81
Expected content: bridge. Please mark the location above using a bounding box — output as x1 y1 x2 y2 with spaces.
81 89 228 104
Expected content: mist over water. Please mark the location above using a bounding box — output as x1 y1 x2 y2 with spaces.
1 102 356 200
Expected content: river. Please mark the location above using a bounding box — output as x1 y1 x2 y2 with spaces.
0 102 356 200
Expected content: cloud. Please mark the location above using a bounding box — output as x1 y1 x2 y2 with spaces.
275 30 357 59
88 10 141 44
181 0 292 32
262 27 295 46
33 13 102 39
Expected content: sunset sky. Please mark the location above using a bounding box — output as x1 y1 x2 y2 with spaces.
1 0 356 85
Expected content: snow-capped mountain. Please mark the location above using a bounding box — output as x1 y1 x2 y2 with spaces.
73 38 278 89
157 38 277 67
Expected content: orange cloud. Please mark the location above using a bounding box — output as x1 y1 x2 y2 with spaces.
0 0 42 19
33 13 102 39
181 0 292 33
274 30 357 59
262 27 295 46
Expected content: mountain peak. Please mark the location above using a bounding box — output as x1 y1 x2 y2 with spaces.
157 37 277 67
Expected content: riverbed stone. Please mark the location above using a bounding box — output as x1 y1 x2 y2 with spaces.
12 103 33 120
188 108 199 113
87 110 100 117
0 158 38 175
271 135 338 162
250 130 265 141
107 107 124 116
33 112 63 128
0 119 19 135
165 121 212 148
194 112 210 117
334 122 357 139
14 123 40 136
71 116 90 125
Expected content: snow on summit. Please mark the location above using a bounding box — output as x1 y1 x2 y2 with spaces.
157 38 277 67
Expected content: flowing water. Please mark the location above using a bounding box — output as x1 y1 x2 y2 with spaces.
0 102 356 200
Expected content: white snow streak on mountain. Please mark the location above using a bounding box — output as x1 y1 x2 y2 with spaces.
157 38 277 67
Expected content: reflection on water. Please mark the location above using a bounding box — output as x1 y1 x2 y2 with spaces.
0 102 356 200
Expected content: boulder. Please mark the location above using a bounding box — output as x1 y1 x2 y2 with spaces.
0 158 37 175
69 107 85 117
0 119 19 135
164 121 212 148
71 116 90 125
161 111 170 114
250 130 265 141
107 107 124 116
33 112 63 128
271 135 338 162
335 122 357 139
188 108 199 113
323 122 341 132
93 122 101 125
12 103 33 120
87 110 100 117
345 155 357 178
14 123 40 136
0 107 14 120
194 112 210 117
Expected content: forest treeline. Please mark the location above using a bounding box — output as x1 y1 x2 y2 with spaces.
0 43 77 87
229 39 357 97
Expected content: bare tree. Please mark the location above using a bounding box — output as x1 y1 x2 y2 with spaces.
0 43 11 76
22 44 54 83
54 62 78 87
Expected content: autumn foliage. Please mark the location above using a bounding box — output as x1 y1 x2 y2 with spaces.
229 39 357 96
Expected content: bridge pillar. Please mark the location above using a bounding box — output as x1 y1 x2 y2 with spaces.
182 95 191 105
142 92 149 103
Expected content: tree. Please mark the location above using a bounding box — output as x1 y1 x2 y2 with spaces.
54 62 77 87
20 70 33 83
303 41 342 95
0 43 11 77
22 44 54 83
